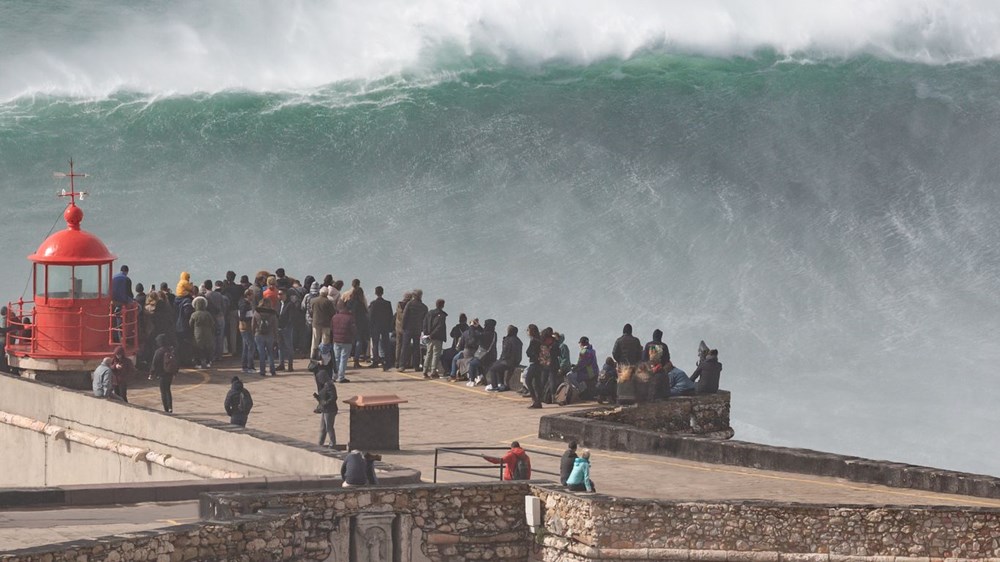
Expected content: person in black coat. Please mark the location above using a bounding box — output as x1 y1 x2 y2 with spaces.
642 329 671 365
367 286 394 370
400 289 428 371
560 441 578 485
612 324 643 366
486 324 522 392
691 349 723 394
224 377 253 427
315 379 339 447
276 289 296 371
422 299 448 377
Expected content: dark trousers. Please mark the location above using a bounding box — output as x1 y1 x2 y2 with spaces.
525 363 543 406
401 330 421 369
371 329 393 368
488 360 512 388
159 375 173 412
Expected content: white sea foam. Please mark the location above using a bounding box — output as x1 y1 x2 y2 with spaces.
2 0 1000 99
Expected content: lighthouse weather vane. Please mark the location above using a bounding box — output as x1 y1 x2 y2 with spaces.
53 158 89 205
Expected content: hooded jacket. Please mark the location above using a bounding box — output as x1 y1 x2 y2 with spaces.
175 272 194 299
565 457 593 491
478 319 499 365
303 282 320 324
225 378 253 419
643 330 671 365
575 344 599 382
556 334 572 373
189 296 216 348
423 307 448 341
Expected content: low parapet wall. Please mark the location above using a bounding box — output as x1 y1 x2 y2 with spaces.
1 482 534 561
0 373 419 492
539 407 1000 500
532 484 1000 560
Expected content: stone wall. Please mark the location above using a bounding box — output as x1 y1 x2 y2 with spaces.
1 482 534 562
582 392 733 437
531 485 1000 561
539 404 1000 500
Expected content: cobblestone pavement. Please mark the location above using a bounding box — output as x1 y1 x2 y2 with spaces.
125 357 1000 507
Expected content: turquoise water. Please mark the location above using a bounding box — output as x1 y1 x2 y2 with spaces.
1 1 999 475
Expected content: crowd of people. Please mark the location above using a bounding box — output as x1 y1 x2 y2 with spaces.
90 265 723 455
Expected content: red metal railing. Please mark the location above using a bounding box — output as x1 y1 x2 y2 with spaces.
4 299 139 358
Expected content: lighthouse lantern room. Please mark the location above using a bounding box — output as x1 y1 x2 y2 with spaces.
5 162 138 387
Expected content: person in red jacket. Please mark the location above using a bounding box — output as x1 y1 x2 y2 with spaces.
483 441 531 480
331 303 354 383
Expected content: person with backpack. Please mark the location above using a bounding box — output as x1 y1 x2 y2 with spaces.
483 441 531 481
565 449 596 492
149 334 178 412
224 376 253 427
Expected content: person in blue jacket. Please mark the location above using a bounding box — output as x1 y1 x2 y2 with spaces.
565 449 596 492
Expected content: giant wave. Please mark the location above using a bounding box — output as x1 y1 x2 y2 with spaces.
1 1 999 476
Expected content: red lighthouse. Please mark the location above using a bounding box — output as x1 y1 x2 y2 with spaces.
5 162 138 388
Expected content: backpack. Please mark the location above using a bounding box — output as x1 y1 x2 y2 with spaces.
512 455 530 480
162 346 179 374
538 342 552 367
237 390 253 415
555 381 576 406
257 313 272 333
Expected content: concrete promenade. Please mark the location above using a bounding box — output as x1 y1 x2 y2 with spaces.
124 358 1000 507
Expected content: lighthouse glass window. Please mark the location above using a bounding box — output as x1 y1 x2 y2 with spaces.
38 265 100 299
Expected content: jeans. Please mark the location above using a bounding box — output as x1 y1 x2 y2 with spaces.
241 331 255 370
255 334 276 375
278 327 295 368
159 374 173 412
333 342 352 381
371 329 393 368
525 363 543 405
353 332 369 362
423 339 443 375
488 360 512 388
320 410 337 446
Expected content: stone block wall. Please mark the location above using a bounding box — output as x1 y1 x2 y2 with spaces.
531 485 1000 561
582 392 732 436
1 482 534 562
208 482 533 561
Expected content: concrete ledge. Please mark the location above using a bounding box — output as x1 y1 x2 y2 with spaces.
539 408 1000 500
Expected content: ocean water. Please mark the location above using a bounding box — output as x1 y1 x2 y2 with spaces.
1 1 999 475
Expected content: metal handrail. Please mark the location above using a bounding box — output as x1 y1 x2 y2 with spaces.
4 299 139 356
433 446 562 483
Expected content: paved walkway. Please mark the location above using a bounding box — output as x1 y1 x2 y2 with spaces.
123 358 1000 508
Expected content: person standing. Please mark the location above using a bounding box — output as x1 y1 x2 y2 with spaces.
224 376 253 427
222 271 244 357
253 299 278 376
331 304 354 383
367 286 394 371
149 334 177 413
400 290 427 371
559 441 578 485
238 289 255 373
394 292 412 371
111 265 133 344
276 289 295 372
422 299 448 378
314 379 339 448
612 324 643 367
189 296 216 369
110 345 134 402
310 286 335 357
202 280 226 362
524 324 544 407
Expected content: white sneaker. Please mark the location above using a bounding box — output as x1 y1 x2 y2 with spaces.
484 384 496 391
466 380 475 387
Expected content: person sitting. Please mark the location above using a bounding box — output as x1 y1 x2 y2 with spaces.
690 349 722 393
341 449 379 487
594 357 617 404
565 449 596 492
486 325 522 392
667 366 696 397
91 357 114 398
559 441 578 485
568 336 599 399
